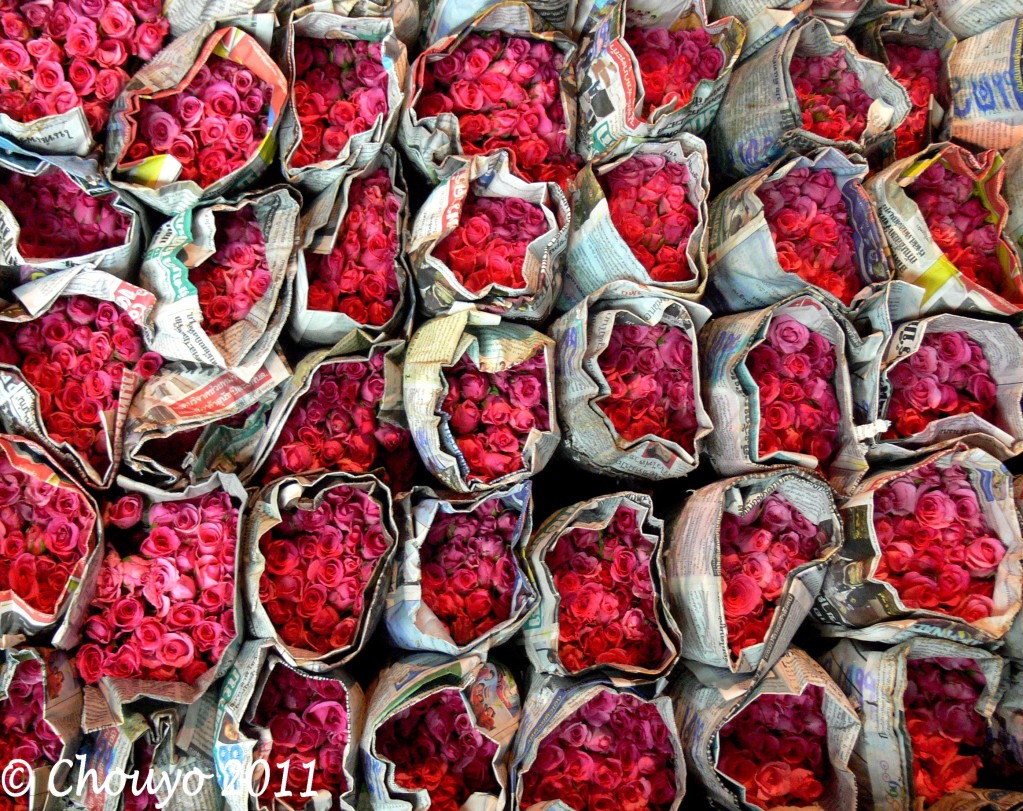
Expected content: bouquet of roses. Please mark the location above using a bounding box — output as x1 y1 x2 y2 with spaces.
701 294 876 494
0 435 100 644
563 138 710 307
0 648 81 811
290 147 411 347
122 353 287 489
667 468 840 675
409 150 569 322
512 679 685 811
74 475 245 716
818 445 1023 645
106 25 288 214
280 11 406 192
0 0 169 156
678 648 861 811
400 3 579 187
525 492 680 681
247 337 417 492
551 281 713 480
706 149 891 312
872 315 1023 460
0 140 144 279
143 186 300 382
823 638 1003 810
246 472 397 669
361 655 520 811
868 144 1023 315
0 268 162 488
386 481 538 656
575 0 743 160
712 19 910 177
404 310 559 492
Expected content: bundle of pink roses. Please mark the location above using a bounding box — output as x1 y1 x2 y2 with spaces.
0 168 131 261
119 54 273 189
441 350 550 484
755 167 864 305
258 484 393 655
188 206 272 335
871 460 1005 622
791 50 872 143
720 491 828 659
905 160 1023 304
717 686 830 808
545 504 670 674
305 168 402 327
247 665 355 803
0 294 163 479
0 0 169 134
0 450 96 616
625 26 725 116
414 31 578 186
0 658 63 811
885 44 943 158
518 690 679 811
884 331 998 439
419 495 522 647
746 315 842 470
905 657 989 802
433 193 547 293
290 36 388 168
603 154 700 283
261 352 418 491
597 320 698 453
75 489 239 685
375 689 500 811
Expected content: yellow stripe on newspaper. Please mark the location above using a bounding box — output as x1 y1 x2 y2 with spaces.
915 255 959 302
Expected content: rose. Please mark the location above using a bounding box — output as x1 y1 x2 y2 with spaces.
157 632 196 668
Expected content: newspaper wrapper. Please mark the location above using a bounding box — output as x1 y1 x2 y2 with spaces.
699 293 883 495
0 436 100 650
122 352 288 489
510 676 686 811
1004 140 1023 253
706 148 891 314
666 467 842 676
1 647 83 811
73 695 223 811
386 481 538 656
279 10 407 194
0 267 157 490
242 335 409 484
988 661 1023 787
562 136 710 308
523 491 681 681
290 149 412 348
870 314 1023 461
711 18 911 178
409 151 569 322
244 471 398 670
399 2 578 184
80 474 247 732
270 0 422 44
105 24 288 216
867 144 1023 317
142 186 300 382
361 653 521 811
0 137 145 281
424 0 576 42
575 0 743 161
213 640 364 811
404 310 560 493
821 637 1004 811
549 280 713 479
1009 475 1023 660
946 18 1023 150
926 790 1023 811
813 445 1023 646
710 0 810 59
926 0 1022 39
674 648 860 811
